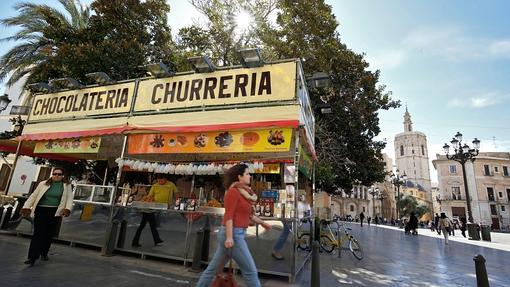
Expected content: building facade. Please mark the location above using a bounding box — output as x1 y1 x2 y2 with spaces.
433 152 510 230
394 108 432 193
330 185 370 219
393 108 433 218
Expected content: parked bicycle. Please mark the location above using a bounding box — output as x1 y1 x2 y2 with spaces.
297 218 363 260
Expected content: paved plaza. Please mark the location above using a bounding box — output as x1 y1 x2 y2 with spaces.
1 223 509 287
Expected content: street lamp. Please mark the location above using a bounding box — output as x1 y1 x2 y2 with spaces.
391 169 407 220
442 132 480 226
378 191 387 220
368 186 379 218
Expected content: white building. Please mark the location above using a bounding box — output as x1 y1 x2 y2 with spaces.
433 152 510 230
394 108 432 197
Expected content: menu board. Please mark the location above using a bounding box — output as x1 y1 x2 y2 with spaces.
127 128 293 154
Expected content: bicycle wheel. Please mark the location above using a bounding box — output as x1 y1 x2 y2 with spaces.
297 233 311 251
320 235 335 253
349 238 363 260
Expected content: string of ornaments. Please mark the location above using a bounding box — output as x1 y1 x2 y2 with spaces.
115 158 264 175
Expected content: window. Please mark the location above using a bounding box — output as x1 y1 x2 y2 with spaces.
499 192 503 198
502 206 506 212
490 205 497 215
484 165 491 176
412 150 415 154
507 189 510 203
363 207 366 212
350 205 354 212
452 187 461 200
400 145 404 156
504 166 509 176
495 166 499 173
487 187 495 201
449 165 457 174
422 145 425 155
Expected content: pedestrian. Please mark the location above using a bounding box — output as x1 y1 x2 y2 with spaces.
408 212 419 235
460 216 467 238
272 192 310 260
197 164 271 287
449 219 456 236
20 167 74 266
359 212 365 227
132 174 176 248
375 215 379 225
439 212 452 245
367 216 372 226
434 213 441 235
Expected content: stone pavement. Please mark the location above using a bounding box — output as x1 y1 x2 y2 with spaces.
1 223 510 287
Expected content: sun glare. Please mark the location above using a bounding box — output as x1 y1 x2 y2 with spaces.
235 10 253 32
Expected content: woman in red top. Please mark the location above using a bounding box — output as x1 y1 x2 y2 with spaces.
197 164 271 287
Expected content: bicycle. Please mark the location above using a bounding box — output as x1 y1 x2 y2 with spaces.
297 218 363 260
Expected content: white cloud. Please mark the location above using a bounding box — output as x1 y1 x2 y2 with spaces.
489 40 510 57
367 27 510 70
366 49 407 71
447 92 501 109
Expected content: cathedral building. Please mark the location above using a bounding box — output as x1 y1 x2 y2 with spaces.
394 108 433 219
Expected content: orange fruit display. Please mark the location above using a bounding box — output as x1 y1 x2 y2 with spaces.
240 132 260 146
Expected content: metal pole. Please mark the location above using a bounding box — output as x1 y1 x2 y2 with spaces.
311 240 320 287
4 139 22 195
102 135 128 256
473 254 490 287
396 185 400 220
461 161 474 223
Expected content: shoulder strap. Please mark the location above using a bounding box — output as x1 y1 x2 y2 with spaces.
215 249 234 276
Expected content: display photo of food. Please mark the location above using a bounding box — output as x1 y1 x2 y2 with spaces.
176 135 188 147
240 132 260 146
215 131 233 147
267 130 285 145
194 133 208 148
168 138 177 147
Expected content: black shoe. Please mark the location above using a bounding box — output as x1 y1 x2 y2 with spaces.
132 243 142 248
41 255 49 261
24 259 35 266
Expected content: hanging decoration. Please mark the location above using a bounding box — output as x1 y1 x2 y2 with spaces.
114 158 264 176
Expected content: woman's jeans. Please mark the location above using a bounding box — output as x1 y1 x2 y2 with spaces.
196 227 261 287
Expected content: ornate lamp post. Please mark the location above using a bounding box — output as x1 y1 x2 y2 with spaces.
378 191 387 220
442 132 480 224
391 170 407 220
368 186 379 218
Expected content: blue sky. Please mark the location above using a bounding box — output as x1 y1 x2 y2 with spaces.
1 0 509 181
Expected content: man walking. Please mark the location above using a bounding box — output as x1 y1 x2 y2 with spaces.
434 213 441 235
360 212 365 227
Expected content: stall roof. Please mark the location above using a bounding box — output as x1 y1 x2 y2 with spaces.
0 139 78 162
19 117 130 141
19 106 301 141
127 105 300 133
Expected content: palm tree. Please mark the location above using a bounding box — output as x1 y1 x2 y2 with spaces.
0 0 90 88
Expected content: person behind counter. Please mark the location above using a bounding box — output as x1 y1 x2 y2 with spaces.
20 167 73 266
197 164 271 287
131 173 177 247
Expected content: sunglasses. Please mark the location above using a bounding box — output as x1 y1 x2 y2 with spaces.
52 173 63 176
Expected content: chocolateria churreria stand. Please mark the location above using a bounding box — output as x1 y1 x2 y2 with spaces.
9 58 316 282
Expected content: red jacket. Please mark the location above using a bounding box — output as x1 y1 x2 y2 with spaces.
222 187 252 228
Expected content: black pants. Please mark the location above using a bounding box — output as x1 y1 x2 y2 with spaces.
132 212 162 245
28 206 60 260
